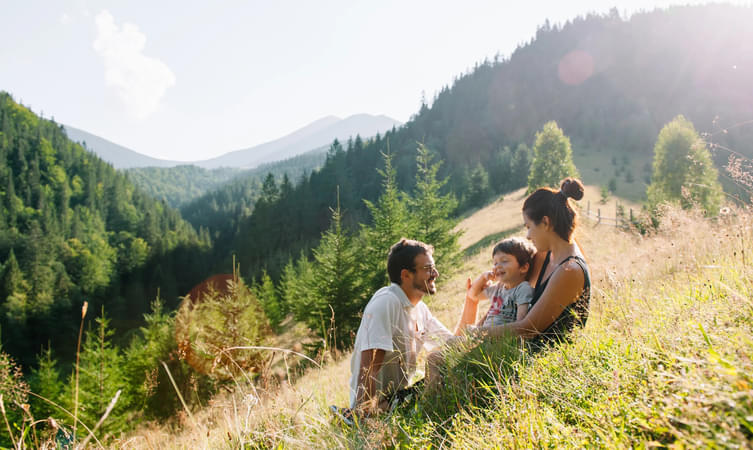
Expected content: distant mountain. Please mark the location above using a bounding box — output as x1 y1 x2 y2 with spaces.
64 114 401 170
194 114 401 169
63 125 182 168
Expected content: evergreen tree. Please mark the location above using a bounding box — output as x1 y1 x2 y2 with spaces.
124 296 189 419
360 151 411 293
646 115 723 215
179 272 269 379
1 249 30 323
5 174 17 227
279 252 315 323
512 143 532 189
527 121 579 192
487 146 513 194
409 144 462 278
29 345 64 420
259 173 279 205
466 163 492 207
254 270 283 331
308 196 365 350
62 310 130 438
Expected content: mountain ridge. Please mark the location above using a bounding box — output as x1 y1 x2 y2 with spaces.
63 113 401 170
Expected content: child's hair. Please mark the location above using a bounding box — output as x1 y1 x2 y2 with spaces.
522 177 585 242
492 237 536 277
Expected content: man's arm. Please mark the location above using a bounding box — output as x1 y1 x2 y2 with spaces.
354 348 386 414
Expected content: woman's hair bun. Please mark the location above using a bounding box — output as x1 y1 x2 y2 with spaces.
560 177 584 201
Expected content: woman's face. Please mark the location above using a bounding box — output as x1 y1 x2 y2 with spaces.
523 211 549 250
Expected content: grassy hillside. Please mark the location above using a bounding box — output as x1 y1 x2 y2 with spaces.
121 190 752 448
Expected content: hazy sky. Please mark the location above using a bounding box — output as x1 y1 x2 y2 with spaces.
0 1 744 161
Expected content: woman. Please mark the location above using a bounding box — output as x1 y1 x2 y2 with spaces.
425 178 590 390
457 177 591 346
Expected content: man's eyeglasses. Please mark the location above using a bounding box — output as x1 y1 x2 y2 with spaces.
414 264 438 276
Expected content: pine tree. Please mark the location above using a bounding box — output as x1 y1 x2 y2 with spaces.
279 252 315 323
259 173 279 205
527 121 579 192
308 195 366 350
29 345 64 420
646 115 723 215
182 271 269 379
124 296 186 419
6 174 17 227
512 143 532 188
466 163 492 207
254 270 283 331
63 310 130 437
1 249 30 323
360 151 411 293
409 144 462 278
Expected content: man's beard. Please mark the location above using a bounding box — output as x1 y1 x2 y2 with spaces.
414 277 436 295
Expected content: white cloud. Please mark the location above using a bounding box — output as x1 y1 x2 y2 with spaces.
59 13 71 25
93 10 175 119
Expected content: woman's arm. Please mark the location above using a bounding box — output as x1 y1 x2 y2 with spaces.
479 260 584 339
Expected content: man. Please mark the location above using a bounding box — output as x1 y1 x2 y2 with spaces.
333 238 452 423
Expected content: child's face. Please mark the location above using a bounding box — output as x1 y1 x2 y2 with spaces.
492 251 528 286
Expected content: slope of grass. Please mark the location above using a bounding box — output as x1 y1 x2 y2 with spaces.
122 193 752 448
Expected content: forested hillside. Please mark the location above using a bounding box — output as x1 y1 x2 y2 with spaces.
179 147 327 241
125 165 244 208
211 4 753 281
0 92 210 365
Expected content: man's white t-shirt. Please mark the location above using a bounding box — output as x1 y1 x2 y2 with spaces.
349 283 452 408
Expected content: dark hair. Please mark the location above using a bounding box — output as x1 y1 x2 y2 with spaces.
387 238 434 284
492 237 536 276
523 177 584 242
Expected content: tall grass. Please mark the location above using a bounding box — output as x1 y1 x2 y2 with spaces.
116 204 752 448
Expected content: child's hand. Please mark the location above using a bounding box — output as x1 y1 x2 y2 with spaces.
481 270 496 283
465 277 472 291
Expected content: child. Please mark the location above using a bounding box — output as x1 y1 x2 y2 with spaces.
424 237 536 390
468 237 536 327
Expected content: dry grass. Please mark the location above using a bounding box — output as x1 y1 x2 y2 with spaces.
120 190 752 449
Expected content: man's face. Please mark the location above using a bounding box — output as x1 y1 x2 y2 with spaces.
411 252 439 295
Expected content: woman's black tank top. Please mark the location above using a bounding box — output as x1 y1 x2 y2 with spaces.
528 252 591 348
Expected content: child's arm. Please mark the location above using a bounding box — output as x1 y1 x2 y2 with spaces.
515 304 529 321
514 283 534 321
